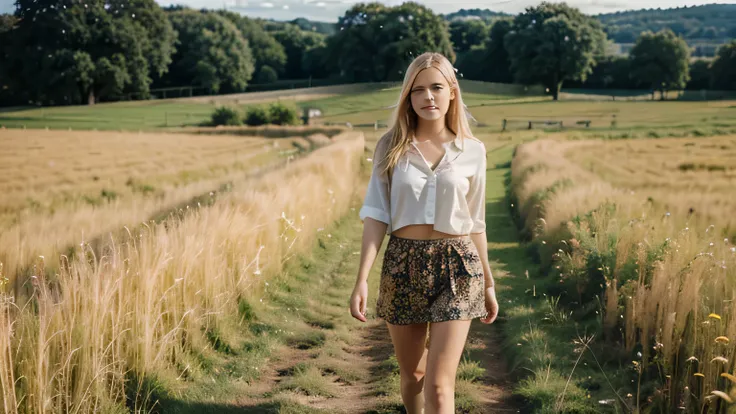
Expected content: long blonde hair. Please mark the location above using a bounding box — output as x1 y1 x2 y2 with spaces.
375 52 474 177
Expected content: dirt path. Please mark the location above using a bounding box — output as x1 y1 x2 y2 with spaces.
163 136 527 413
232 136 524 413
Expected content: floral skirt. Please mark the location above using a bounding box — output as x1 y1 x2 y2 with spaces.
375 235 488 325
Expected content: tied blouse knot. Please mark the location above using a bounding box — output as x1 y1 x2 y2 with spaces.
359 135 487 236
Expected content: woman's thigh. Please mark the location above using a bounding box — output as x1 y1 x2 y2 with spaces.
425 319 472 386
386 322 430 379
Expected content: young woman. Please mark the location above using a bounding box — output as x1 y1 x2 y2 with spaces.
349 52 499 414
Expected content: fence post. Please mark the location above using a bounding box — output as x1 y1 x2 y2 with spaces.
528 121 532 130
374 120 378 130
502 119 507 131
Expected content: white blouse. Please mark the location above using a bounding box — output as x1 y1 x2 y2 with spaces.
359 135 487 236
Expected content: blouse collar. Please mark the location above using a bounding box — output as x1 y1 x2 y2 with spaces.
410 135 464 152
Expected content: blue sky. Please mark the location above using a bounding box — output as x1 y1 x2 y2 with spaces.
2 0 735 21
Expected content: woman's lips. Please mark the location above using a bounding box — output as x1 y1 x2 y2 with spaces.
422 106 439 110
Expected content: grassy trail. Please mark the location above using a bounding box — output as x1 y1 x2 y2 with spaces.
156 137 532 413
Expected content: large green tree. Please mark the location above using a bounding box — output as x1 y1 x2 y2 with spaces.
687 59 711 90
2 0 175 105
629 29 690 100
504 2 607 100
273 24 327 80
215 11 287 83
710 41 736 91
326 2 454 82
455 19 513 83
163 10 255 93
449 19 489 53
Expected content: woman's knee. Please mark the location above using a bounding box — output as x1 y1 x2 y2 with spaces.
424 380 454 407
400 365 426 385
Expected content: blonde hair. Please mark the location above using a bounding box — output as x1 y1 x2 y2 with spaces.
375 52 474 177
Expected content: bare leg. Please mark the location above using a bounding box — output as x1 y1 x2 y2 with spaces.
386 322 430 414
424 319 472 414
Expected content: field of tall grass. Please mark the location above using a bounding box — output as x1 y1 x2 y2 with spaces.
0 129 364 412
511 136 736 412
0 128 345 287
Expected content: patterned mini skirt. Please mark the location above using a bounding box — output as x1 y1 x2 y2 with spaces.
375 235 488 325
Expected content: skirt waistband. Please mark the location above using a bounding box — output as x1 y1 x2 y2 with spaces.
388 234 472 245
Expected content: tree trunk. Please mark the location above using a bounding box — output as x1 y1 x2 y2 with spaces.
551 73 560 101
87 89 96 105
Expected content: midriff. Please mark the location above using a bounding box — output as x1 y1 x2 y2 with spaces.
391 224 467 240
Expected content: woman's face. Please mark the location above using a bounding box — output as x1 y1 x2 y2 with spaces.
409 67 455 122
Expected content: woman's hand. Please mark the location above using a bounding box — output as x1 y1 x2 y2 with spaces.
480 286 499 324
350 281 369 322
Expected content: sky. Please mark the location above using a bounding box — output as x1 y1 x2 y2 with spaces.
1 0 735 21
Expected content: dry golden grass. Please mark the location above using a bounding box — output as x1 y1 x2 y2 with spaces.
0 134 365 412
0 128 328 283
0 128 298 218
512 136 736 410
565 136 736 234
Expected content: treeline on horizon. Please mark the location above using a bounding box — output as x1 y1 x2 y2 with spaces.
0 1 734 107
446 4 736 45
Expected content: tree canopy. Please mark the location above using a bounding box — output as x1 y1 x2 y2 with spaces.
505 2 607 100
449 19 489 53
710 41 736 90
272 24 327 80
629 29 690 99
162 10 255 94
215 11 287 82
326 2 454 82
1 0 176 105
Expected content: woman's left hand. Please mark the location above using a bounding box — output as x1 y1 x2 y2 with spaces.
480 286 499 324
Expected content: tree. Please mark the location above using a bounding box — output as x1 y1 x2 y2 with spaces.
0 14 17 33
687 59 711 90
0 14 19 105
273 24 327 80
504 2 607 100
629 29 690 100
163 10 255 93
302 44 331 79
326 2 454 82
2 0 175 105
455 19 513 83
710 41 736 90
449 19 489 53
215 11 287 80
482 19 514 83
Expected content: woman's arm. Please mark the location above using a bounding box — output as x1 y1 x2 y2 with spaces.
356 218 388 285
350 218 387 322
470 232 494 289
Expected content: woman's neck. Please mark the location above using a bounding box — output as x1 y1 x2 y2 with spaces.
414 118 450 143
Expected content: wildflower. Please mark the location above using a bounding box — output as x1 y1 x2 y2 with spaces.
694 373 705 378
686 356 699 363
709 313 722 320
